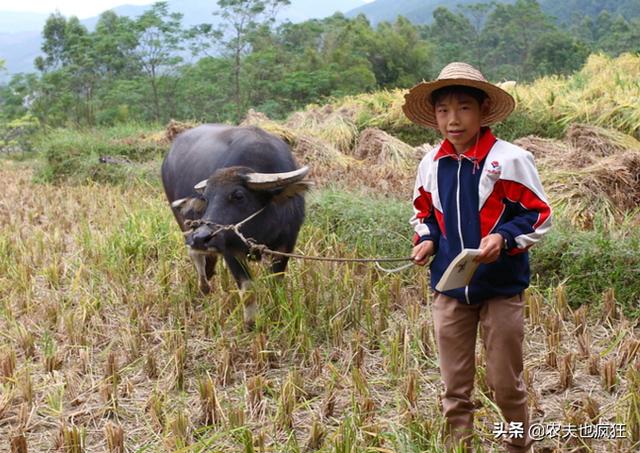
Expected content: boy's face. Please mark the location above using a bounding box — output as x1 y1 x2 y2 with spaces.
434 92 489 154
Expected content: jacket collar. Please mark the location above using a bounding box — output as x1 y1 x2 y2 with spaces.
434 127 497 162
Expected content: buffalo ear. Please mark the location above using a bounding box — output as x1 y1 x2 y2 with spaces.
171 197 207 218
270 179 314 203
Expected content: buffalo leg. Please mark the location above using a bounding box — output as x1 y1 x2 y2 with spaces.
205 255 218 279
270 240 296 278
223 254 256 328
270 255 290 277
189 248 214 295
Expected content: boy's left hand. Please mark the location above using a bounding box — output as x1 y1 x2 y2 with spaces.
475 233 504 263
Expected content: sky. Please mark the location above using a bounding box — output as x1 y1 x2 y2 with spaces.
0 0 154 18
0 0 377 18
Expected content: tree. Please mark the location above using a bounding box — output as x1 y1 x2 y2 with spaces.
133 1 185 122
93 11 138 78
528 31 589 76
213 0 290 121
480 0 555 79
370 16 432 87
427 7 476 70
458 2 497 35
35 12 68 72
34 14 98 124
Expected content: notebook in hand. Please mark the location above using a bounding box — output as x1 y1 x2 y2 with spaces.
435 249 482 292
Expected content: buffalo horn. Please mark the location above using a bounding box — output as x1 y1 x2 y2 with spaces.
245 166 310 190
171 198 188 208
194 179 208 192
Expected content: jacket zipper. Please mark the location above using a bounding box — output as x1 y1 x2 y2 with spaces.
456 158 471 304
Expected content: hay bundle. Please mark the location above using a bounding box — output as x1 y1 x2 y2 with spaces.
284 104 333 130
414 143 435 156
290 134 353 169
566 124 640 158
353 128 418 170
582 150 640 211
144 132 170 145
545 150 640 227
316 114 358 153
514 136 593 169
285 108 358 152
285 109 323 131
351 163 414 197
241 109 297 145
166 119 197 142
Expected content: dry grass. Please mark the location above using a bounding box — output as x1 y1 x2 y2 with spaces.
1 162 639 451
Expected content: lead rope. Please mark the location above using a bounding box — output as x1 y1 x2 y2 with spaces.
183 207 417 273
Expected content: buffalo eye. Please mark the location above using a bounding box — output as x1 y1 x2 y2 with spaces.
229 189 245 203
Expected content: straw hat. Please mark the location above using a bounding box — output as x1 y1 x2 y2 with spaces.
402 62 515 128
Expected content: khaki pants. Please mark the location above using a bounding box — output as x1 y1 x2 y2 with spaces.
432 292 532 453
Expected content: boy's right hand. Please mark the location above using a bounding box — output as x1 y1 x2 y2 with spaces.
411 240 435 266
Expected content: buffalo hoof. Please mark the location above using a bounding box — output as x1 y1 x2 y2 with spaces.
243 299 257 330
199 279 211 295
243 319 256 331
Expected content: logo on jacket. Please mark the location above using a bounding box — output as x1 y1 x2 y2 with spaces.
487 160 502 175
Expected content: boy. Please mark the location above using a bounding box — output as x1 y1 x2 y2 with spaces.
403 62 552 452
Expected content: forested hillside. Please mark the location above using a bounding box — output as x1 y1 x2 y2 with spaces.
1 0 639 139
347 0 640 25
539 0 640 23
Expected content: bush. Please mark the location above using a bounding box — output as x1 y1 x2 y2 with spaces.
0 114 40 154
35 125 166 185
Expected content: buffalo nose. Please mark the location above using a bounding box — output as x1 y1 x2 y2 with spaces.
187 225 214 249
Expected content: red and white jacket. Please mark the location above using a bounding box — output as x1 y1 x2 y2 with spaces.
411 128 552 304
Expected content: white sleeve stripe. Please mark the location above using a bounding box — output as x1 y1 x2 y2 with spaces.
415 223 431 237
514 216 552 248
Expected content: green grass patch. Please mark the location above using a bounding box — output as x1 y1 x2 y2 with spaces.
492 108 566 142
34 124 166 185
305 187 414 258
304 188 640 315
530 212 640 316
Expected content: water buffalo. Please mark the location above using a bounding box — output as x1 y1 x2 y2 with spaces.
161 124 311 326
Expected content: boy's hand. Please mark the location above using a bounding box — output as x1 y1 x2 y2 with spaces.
412 240 435 266
475 233 504 264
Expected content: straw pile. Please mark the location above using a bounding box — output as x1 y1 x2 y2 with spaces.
242 109 354 179
517 126 640 227
241 109 297 145
286 107 359 153
353 128 419 170
290 134 354 169
566 123 640 157
581 151 640 211
514 136 578 167
513 53 640 138
165 119 197 142
286 104 358 131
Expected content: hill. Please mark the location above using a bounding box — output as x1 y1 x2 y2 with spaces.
346 0 640 25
